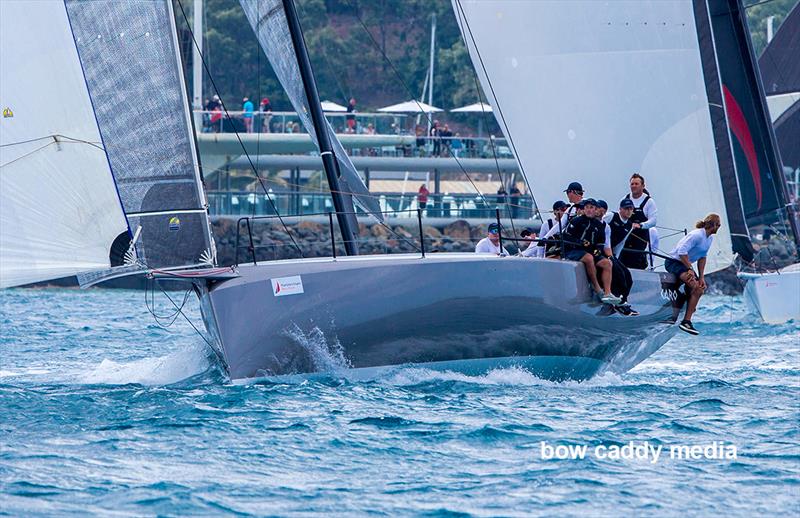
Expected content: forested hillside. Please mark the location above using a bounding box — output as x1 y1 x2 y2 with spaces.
176 0 797 112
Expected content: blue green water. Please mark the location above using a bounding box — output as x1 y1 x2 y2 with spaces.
1 289 798 515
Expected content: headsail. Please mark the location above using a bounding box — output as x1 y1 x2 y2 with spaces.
64 0 216 275
0 0 128 288
238 0 384 222
705 0 795 242
453 0 739 273
759 1 800 247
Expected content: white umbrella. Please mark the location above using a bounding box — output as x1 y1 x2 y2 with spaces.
377 100 443 114
320 100 347 112
450 101 493 113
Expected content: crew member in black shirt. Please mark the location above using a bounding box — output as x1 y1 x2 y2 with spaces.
563 199 621 305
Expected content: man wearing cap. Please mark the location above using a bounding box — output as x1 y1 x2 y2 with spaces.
540 182 586 251
563 199 621 304
519 227 540 257
475 223 509 256
533 201 568 258
597 200 638 315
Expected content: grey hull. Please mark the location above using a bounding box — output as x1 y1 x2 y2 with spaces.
198 254 682 382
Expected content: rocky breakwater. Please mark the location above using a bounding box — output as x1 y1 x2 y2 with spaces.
210 217 524 265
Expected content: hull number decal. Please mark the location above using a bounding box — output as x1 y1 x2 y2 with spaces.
271 275 304 297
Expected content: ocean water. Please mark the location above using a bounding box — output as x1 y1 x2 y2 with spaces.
1 288 798 516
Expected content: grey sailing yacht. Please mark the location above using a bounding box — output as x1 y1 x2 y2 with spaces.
2 0 769 381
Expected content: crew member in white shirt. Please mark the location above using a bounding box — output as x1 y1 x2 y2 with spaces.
532 201 568 258
519 227 539 257
475 222 509 256
665 213 721 335
621 173 658 269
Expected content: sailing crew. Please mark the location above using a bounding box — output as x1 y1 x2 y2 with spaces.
665 213 721 335
563 199 621 305
528 201 568 258
620 173 658 270
519 228 539 257
475 223 509 256
541 184 585 256
602 199 638 315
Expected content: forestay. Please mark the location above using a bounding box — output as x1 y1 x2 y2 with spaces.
239 0 383 222
0 0 128 288
64 0 216 272
453 0 736 273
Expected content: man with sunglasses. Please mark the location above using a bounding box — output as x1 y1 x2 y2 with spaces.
475 222 509 256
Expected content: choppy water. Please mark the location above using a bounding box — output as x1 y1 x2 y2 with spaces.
1 288 798 516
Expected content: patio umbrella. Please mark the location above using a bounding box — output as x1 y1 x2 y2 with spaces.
450 101 493 113
377 100 443 113
320 100 348 112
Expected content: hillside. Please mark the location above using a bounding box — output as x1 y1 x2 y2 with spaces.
177 0 798 113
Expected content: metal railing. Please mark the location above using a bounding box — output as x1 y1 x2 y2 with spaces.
194 110 509 159
208 191 535 219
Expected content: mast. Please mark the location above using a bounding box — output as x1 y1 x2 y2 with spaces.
281 0 359 255
426 12 436 135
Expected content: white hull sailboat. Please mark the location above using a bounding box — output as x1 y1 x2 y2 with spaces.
739 265 800 323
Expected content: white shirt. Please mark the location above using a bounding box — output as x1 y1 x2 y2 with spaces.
520 239 541 257
624 193 658 229
475 237 509 255
669 228 714 263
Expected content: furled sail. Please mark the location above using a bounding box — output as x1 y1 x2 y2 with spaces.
452 0 738 273
239 0 384 222
705 0 795 240
0 0 128 288
64 0 216 274
759 1 800 227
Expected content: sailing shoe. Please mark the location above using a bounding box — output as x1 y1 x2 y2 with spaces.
679 320 700 335
601 294 622 305
615 306 640 316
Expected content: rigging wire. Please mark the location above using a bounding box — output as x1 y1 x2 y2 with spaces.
452 0 540 222
350 6 493 213
175 0 303 258
452 0 519 238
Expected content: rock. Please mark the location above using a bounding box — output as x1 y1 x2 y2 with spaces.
423 225 441 238
444 219 471 240
393 226 414 239
371 224 389 238
296 220 324 233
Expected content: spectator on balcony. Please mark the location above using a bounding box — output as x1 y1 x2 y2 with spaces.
365 123 376 135
210 105 223 133
510 185 522 218
242 97 255 133
259 97 272 133
415 125 426 155
346 98 357 133
418 184 430 211
430 120 441 156
450 132 463 158
439 124 453 156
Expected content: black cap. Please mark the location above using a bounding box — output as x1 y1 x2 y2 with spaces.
488 222 501 233
564 181 583 193
552 200 569 211
581 198 597 208
619 198 635 209
520 227 535 237
596 199 608 210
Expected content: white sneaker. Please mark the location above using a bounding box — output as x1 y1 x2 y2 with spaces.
601 294 622 305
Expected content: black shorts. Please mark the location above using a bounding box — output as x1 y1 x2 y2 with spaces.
565 249 587 262
665 258 689 277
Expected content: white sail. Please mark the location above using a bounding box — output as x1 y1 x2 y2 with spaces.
0 0 128 288
453 0 735 272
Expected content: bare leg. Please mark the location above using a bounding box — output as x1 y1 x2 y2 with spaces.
597 258 612 295
580 254 601 293
680 271 704 321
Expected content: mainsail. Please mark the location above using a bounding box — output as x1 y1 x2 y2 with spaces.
0 0 128 288
64 0 216 273
452 0 739 273
238 0 384 222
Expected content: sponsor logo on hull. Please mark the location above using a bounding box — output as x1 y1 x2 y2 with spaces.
271 275 304 297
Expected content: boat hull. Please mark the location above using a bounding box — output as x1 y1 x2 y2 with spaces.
198 254 682 381
739 264 800 323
